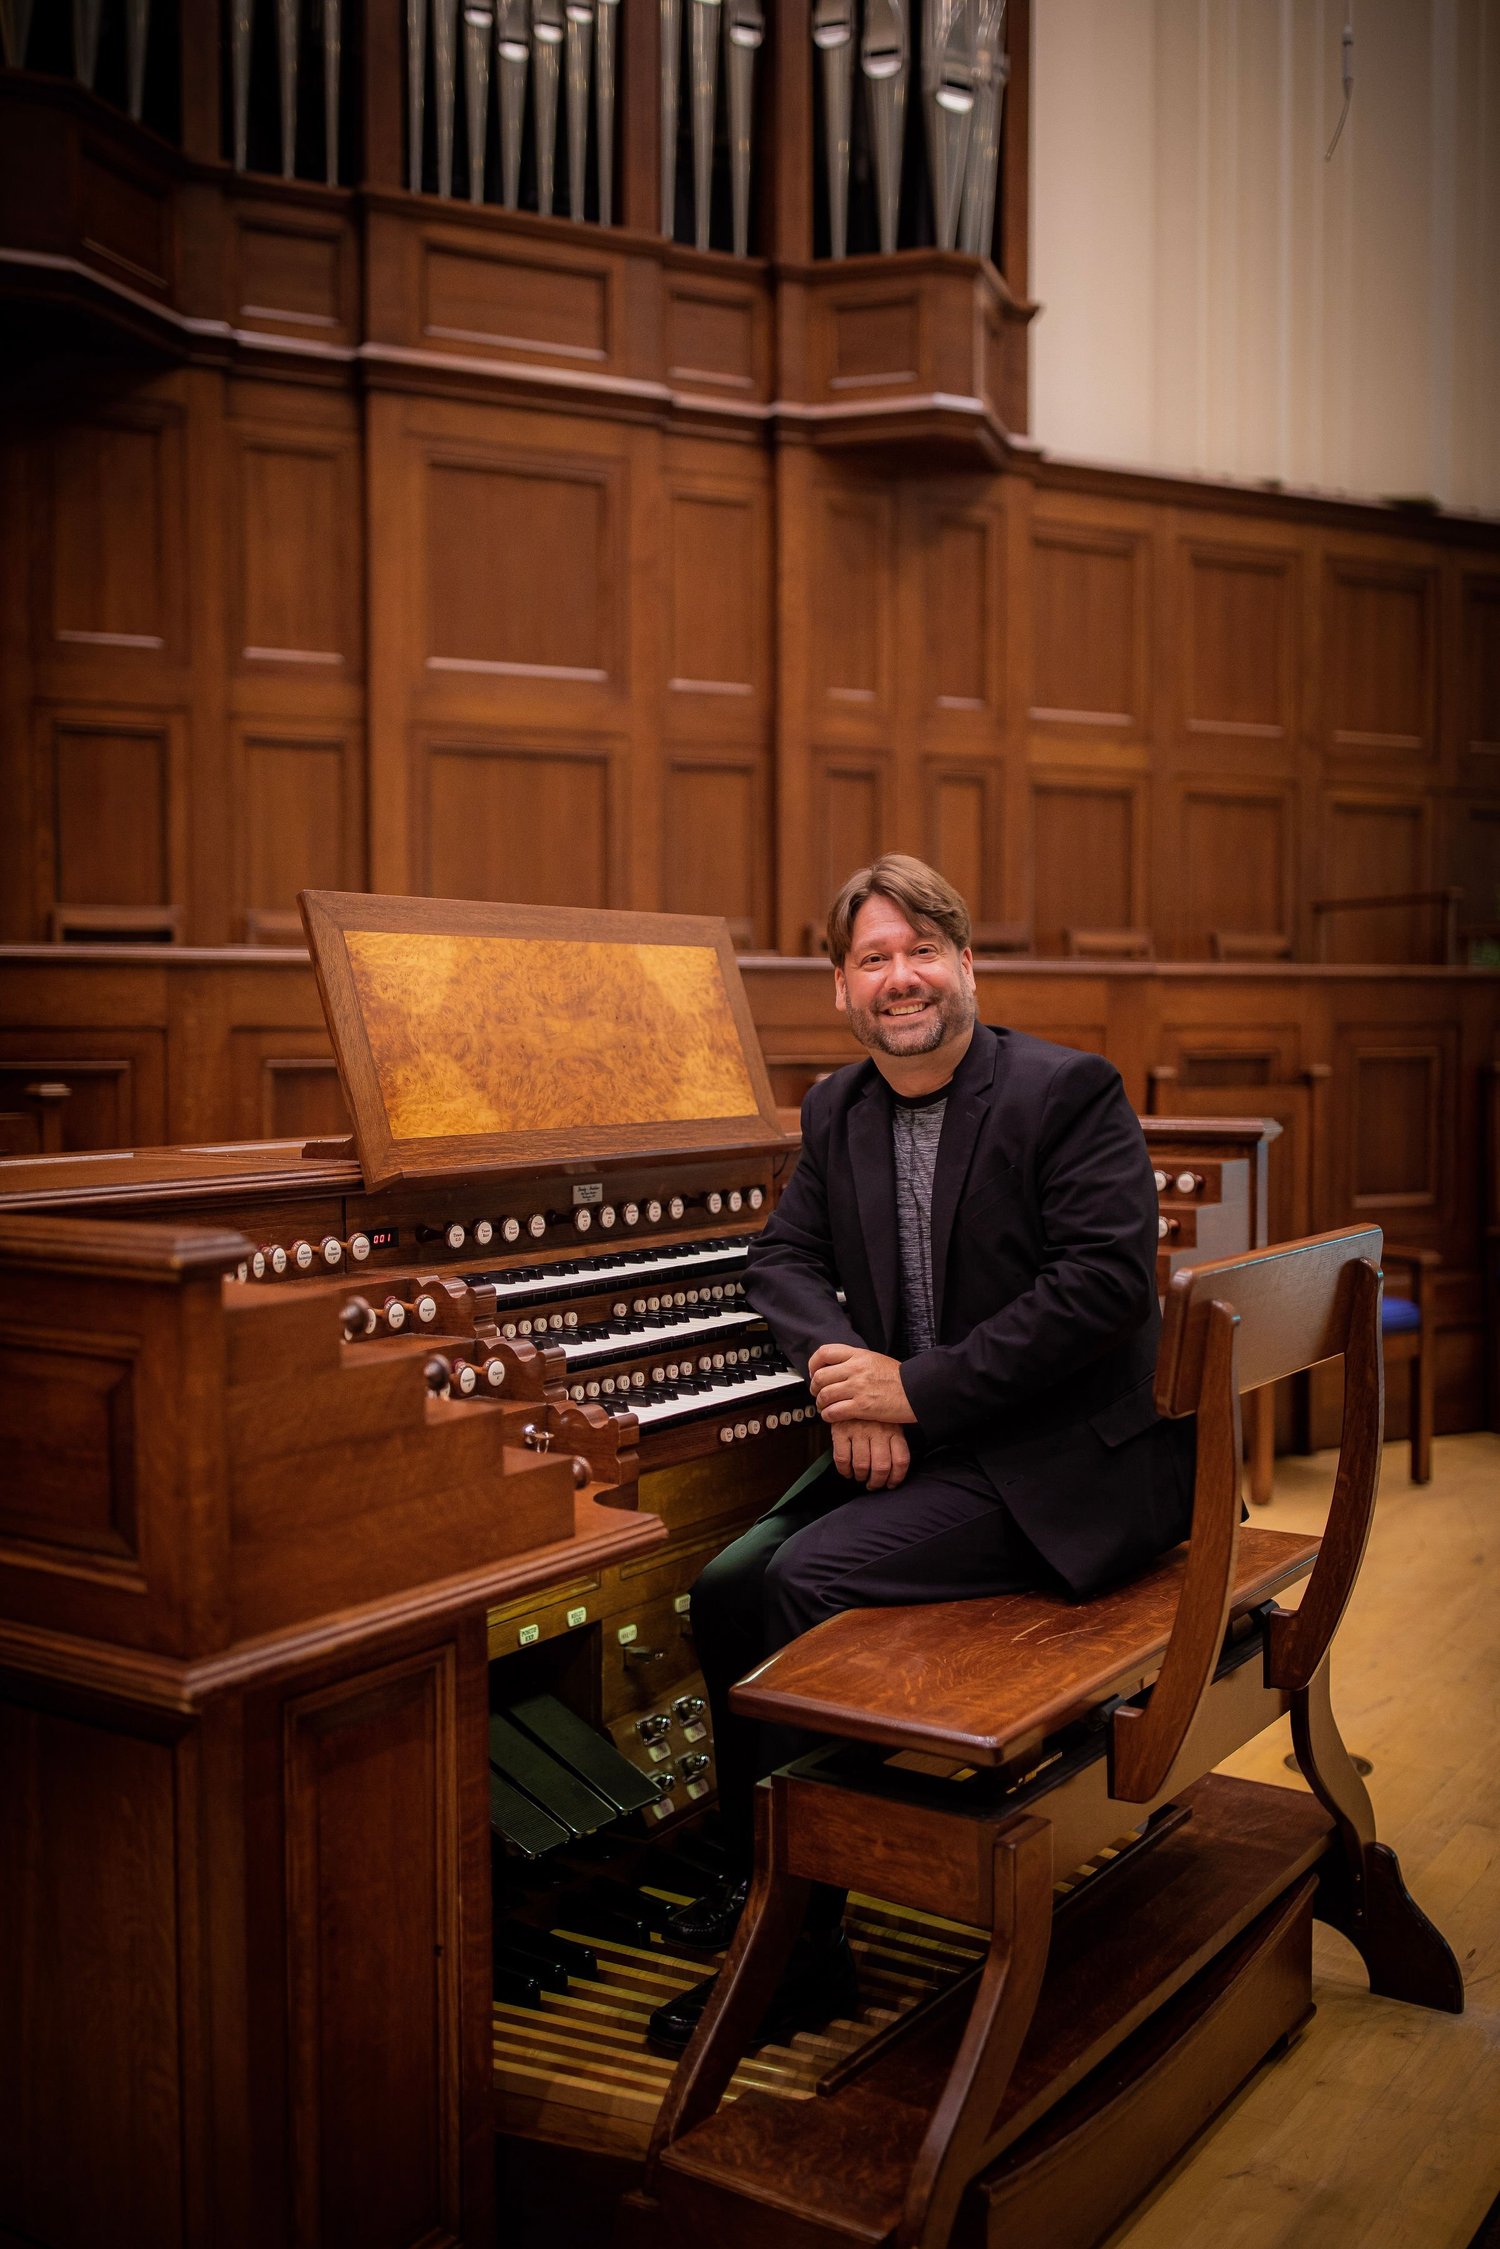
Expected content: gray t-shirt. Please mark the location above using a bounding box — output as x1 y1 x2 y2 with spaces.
891 1087 949 1357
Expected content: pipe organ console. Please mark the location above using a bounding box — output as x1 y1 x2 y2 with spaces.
0 893 1280 2242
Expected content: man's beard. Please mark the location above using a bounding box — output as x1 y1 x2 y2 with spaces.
844 987 975 1058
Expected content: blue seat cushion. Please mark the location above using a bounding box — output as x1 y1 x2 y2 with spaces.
1382 1296 1422 1335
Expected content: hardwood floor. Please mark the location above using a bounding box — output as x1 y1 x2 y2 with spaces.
1109 1433 1500 2249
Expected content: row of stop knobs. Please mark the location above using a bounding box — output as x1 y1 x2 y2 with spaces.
239 1186 766 1279
1155 1168 1204 1244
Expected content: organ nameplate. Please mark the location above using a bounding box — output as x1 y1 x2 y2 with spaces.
299 891 786 1189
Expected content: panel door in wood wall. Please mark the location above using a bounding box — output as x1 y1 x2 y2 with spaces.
660 443 773 945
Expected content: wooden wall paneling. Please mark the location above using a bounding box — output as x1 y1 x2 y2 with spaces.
999 475 1037 930
663 274 772 407
1028 771 1148 956
1322 542 1441 774
658 440 770 936
34 705 187 934
616 0 662 233
422 449 622 690
921 760 1006 923
170 955 336 1144
0 435 33 939
1458 567 1500 775
182 367 232 946
1027 500 1153 741
231 198 357 346
911 487 1005 737
1169 780 1298 961
282 1645 465 2249
417 730 621 909
1446 797 1500 946
0 1029 168 1153
1178 532 1299 754
810 471 897 736
810 752 890 925
625 420 668 911
365 386 415 894
1319 788 1434 960
664 467 770 716
1331 1019 1457 1234
35 389 188 675
229 413 362 680
234 725 361 940
0 1696 192 2248
661 755 768 946
766 0 815 263
773 442 822 949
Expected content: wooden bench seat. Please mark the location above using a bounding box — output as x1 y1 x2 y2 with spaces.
632 1228 1464 2249
728 1528 1321 1766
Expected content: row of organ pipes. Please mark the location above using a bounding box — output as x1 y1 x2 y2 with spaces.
815 0 1008 254
0 0 1004 262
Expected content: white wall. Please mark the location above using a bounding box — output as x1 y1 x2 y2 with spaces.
1029 0 1500 515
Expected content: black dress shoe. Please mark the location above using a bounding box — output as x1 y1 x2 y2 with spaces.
662 1876 749 1951
646 1927 859 2053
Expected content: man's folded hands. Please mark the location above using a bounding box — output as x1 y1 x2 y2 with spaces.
808 1344 917 1490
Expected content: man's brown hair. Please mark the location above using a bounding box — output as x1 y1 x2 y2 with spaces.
825 853 972 968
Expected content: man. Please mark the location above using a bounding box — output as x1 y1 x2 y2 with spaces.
648 854 1194 2049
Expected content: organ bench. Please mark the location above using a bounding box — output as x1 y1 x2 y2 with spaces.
631 1228 1463 2249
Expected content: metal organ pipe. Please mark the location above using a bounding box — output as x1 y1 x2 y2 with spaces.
126 0 149 119
463 0 493 200
958 0 1005 256
497 0 528 208
595 0 619 224
277 0 299 179
812 0 854 260
660 0 681 235
689 0 720 253
861 0 908 255
433 0 459 193
923 0 976 252
72 0 102 87
232 0 253 169
323 0 342 181
532 0 564 216
723 0 763 259
0 0 35 69
565 0 594 220
407 0 427 190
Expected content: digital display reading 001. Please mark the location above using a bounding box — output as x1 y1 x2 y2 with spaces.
367 1226 400 1250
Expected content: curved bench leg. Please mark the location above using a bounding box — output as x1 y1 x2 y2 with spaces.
1292 1658 1463 2014
644 1780 810 2182
897 1817 1053 2249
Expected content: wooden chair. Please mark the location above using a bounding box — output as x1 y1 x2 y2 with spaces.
1062 926 1153 960
970 921 1033 957
1209 930 1293 962
636 1229 1462 2249
1379 1245 1439 1484
48 904 181 943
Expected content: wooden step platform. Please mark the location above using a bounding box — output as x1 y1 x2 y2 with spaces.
640 1776 1331 2249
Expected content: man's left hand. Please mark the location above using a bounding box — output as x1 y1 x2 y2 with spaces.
808 1344 916 1426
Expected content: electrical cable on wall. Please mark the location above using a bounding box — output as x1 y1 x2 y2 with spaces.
1326 3 1354 159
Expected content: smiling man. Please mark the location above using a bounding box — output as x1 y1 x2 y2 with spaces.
648 853 1194 2048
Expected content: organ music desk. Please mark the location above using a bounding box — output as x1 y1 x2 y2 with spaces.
0 891 1294 2249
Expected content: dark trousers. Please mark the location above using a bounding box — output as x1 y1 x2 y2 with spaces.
690 1446 1049 1877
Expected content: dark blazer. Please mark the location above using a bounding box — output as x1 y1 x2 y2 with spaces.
745 1023 1194 1597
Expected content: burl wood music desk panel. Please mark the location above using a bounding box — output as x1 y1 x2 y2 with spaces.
300 891 785 1188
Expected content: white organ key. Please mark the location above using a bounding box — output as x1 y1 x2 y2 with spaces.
557 1305 759 1364
623 1364 807 1429
478 1238 750 1305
